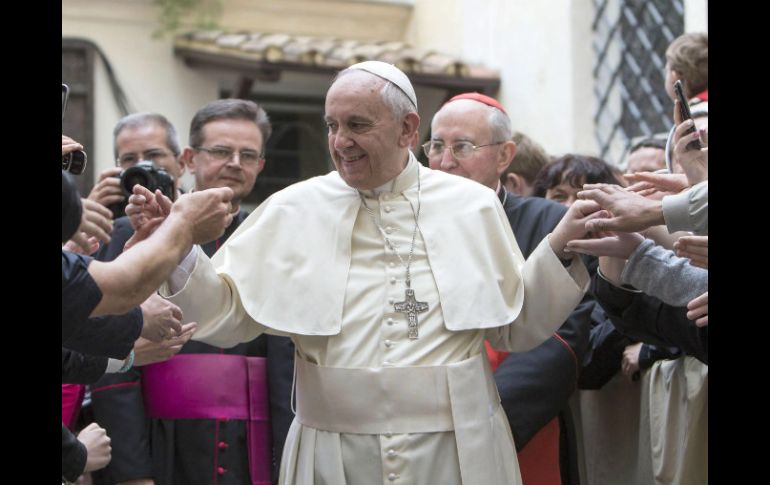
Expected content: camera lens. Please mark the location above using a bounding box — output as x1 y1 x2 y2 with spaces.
121 167 152 195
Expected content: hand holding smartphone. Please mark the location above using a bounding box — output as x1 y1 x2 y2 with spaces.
672 80 702 152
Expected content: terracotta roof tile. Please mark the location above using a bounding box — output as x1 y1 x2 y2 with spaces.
175 30 498 82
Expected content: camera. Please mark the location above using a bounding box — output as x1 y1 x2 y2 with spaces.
62 150 87 175
62 83 88 175
109 161 176 219
120 161 175 198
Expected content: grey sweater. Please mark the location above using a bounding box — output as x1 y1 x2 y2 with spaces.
621 239 707 306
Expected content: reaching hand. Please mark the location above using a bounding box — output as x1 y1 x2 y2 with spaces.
624 172 690 199
171 187 235 245
125 185 172 233
577 184 664 233
674 235 708 269
565 231 644 259
78 422 112 472
686 292 708 327
621 342 643 379
140 293 184 342
133 322 197 366
68 198 113 252
63 235 100 255
597 255 626 287
79 199 113 241
126 186 234 247
548 199 609 259
672 118 708 186
123 216 165 251
87 167 125 208
62 135 83 158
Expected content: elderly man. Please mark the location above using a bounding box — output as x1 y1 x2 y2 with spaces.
129 62 604 484
427 92 595 483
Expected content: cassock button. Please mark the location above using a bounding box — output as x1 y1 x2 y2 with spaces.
384 432 393 438
385 226 394 234
387 318 394 325
218 441 228 450
387 448 396 457
388 297 395 305
384 205 393 213
388 472 398 481
384 339 393 348
390 277 397 285
217 467 226 475
389 261 396 268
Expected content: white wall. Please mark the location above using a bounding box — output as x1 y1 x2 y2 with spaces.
221 0 411 41
407 0 598 156
63 0 222 190
684 0 708 33
62 0 415 189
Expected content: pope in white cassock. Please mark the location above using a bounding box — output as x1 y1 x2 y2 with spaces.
129 61 606 484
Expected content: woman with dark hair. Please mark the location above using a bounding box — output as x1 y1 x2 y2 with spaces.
533 154 624 207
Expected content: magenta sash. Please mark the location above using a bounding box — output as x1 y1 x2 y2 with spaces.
61 384 85 430
142 354 271 485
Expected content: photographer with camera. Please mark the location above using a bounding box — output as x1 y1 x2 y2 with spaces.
89 100 295 485
62 178 232 484
87 113 184 219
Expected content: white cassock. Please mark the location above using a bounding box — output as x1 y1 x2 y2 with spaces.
163 153 589 485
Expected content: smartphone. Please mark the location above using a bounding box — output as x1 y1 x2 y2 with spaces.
672 80 701 151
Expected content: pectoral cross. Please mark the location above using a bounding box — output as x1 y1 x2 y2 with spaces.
394 288 429 340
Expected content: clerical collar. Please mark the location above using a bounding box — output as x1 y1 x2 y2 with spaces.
360 152 418 199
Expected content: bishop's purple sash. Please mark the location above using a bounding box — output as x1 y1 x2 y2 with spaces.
142 354 270 485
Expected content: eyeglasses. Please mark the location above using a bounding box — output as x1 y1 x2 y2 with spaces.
422 140 505 160
117 149 174 166
194 146 263 166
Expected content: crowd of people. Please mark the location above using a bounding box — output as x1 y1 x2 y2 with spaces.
62 31 707 485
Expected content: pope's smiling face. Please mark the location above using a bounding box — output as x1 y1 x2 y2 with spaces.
325 71 413 190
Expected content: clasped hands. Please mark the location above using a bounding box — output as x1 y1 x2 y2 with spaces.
123 184 237 249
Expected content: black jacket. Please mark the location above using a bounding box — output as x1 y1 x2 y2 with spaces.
62 423 86 482
62 348 108 384
62 171 82 243
62 251 102 344
63 307 142 360
592 271 708 365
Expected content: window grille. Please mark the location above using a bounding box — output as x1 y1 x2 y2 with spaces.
592 0 684 165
